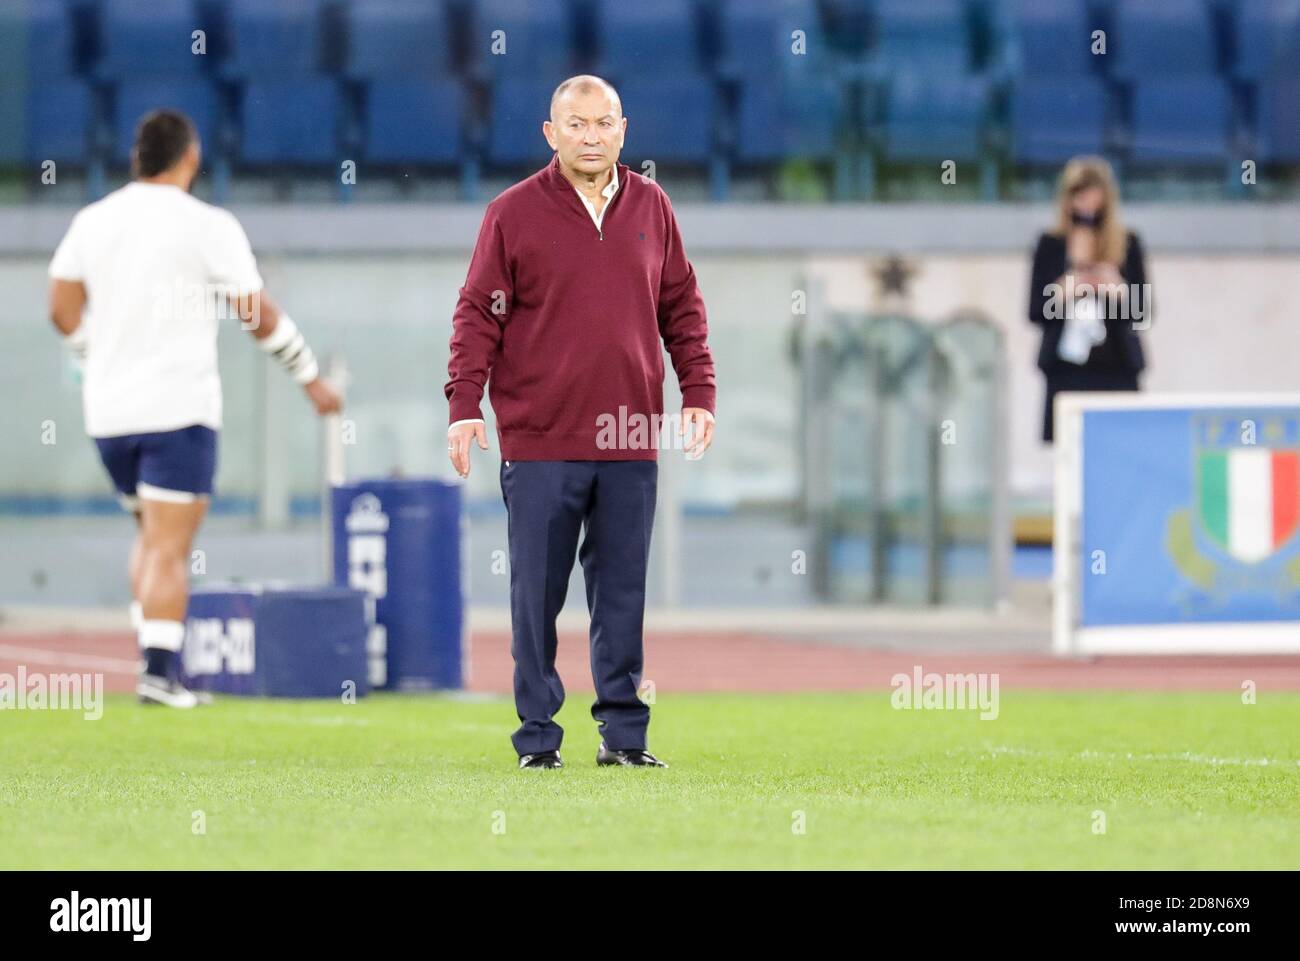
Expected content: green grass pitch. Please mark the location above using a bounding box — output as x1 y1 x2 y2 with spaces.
4 690 1300 869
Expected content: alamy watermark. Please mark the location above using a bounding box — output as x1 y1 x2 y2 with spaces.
0 667 103 720
890 665 999 720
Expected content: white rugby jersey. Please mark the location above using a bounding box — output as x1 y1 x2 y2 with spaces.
48 182 264 438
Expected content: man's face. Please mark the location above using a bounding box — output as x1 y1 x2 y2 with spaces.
543 87 626 179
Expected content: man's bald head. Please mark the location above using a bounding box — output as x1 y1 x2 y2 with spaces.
543 74 627 184
549 75 622 121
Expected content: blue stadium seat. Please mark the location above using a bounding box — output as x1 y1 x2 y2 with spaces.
2 0 79 81
820 0 872 53
239 79 341 166
717 0 824 81
343 0 453 78
1252 74 1300 163
113 78 220 166
98 0 205 78
1128 76 1229 164
616 76 716 165
26 78 95 165
486 78 554 167
596 0 700 76
472 0 574 80
1010 77 1106 164
1231 0 1300 80
362 78 464 165
224 0 325 77
734 76 842 163
1003 0 1096 76
879 72 989 162
1110 0 1218 78
873 0 972 73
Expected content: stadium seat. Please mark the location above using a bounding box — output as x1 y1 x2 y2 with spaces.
98 0 205 78
26 77 95 165
1009 76 1107 164
717 0 824 81
1002 0 1096 76
112 78 220 166
1254 73 1300 163
362 78 464 165
1127 75 1230 164
1231 0 1300 80
223 0 325 77
616 76 717 166
595 0 701 76
1109 0 1219 78
471 0 574 80
343 0 453 79
872 0 972 74
1 0 79 81
879 72 989 162
239 79 341 166
485 78 554 167
734 75 843 163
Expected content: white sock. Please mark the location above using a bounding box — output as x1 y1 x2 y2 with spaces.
129 601 143 630
139 619 185 652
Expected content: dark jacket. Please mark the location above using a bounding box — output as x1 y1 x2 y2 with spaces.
1027 229 1149 374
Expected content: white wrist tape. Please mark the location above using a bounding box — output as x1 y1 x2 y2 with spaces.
258 313 319 385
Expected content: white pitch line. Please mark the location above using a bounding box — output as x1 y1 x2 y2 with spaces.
0 644 138 674
955 745 1300 768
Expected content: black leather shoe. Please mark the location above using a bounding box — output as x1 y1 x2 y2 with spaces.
596 742 667 767
518 751 563 769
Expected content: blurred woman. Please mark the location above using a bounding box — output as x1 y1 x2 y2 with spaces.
1028 157 1150 442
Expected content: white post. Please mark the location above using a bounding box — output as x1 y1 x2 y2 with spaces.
321 353 348 581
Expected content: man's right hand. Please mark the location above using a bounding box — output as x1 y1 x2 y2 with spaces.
448 422 489 478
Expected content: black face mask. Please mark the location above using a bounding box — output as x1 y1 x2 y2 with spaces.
1071 209 1105 228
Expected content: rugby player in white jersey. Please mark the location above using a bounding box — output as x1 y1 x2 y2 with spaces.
47 110 342 707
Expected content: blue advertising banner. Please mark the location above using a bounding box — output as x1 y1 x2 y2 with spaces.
1080 407 1300 626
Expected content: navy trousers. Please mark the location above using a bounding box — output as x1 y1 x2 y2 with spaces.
500 459 657 756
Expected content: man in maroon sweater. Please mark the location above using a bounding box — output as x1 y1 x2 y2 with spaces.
445 75 716 770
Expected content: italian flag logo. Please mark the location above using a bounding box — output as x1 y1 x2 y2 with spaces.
1198 448 1300 563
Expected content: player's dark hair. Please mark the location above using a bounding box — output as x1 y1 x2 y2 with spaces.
131 110 198 178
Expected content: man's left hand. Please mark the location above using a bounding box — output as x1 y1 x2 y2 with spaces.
680 407 715 458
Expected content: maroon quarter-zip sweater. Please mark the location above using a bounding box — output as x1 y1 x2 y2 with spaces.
445 156 717 461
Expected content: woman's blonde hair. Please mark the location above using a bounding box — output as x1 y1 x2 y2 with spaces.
1054 155 1128 265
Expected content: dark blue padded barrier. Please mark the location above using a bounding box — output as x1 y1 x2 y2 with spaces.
1231 0 1300 80
183 585 371 698
1253 73 1300 162
332 479 466 691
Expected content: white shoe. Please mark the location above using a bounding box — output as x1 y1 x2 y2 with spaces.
137 674 201 709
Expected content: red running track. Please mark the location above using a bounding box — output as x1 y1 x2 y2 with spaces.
4 629 1300 694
